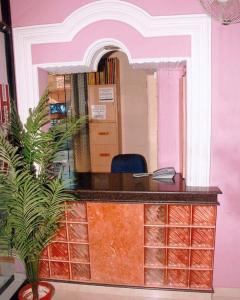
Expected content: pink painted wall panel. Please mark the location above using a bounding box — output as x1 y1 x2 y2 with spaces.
9 0 240 288
210 22 240 288
38 68 48 96
157 69 183 172
10 0 204 27
31 21 190 64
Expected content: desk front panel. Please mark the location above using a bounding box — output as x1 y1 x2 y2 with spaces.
40 200 217 292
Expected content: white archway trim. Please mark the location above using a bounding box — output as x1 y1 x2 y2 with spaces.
34 37 187 73
13 0 211 187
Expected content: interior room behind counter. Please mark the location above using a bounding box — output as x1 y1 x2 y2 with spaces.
48 51 186 179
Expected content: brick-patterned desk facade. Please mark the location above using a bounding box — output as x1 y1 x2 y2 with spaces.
40 202 90 281
40 201 217 291
144 204 216 290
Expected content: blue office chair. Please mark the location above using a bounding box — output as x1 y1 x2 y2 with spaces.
111 154 148 173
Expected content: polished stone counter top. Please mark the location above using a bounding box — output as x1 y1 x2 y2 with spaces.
68 173 221 204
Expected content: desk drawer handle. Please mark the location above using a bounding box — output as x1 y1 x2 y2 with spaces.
98 131 109 135
99 153 110 157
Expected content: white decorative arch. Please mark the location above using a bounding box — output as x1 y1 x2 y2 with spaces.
31 38 133 75
83 39 132 71
12 0 211 186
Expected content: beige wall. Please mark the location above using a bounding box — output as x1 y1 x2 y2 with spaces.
147 73 158 172
110 52 150 168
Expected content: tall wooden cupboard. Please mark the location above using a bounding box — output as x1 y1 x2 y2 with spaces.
88 83 121 172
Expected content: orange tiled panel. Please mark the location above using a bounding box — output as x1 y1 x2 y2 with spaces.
144 268 166 286
39 260 50 279
71 263 91 281
49 242 69 261
168 205 191 225
167 269 188 288
192 205 216 226
192 228 215 248
41 246 49 259
68 223 88 243
144 227 166 247
53 223 67 241
167 249 189 268
144 205 166 225
190 270 212 289
69 244 90 263
87 203 144 285
191 250 213 269
50 261 70 280
168 227 190 247
67 202 87 222
145 248 166 267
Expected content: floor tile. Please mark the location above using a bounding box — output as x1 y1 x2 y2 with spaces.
52 282 212 300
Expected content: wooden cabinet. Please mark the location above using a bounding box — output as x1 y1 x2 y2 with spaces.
90 144 118 172
88 84 121 172
90 123 118 145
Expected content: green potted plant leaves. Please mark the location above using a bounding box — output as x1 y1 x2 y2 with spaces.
0 92 85 300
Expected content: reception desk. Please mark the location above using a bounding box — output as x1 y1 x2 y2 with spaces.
39 173 221 292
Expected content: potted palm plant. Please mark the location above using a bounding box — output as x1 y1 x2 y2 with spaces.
0 92 85 300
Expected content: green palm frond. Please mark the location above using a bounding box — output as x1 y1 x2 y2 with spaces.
0 90 85 287
50 115 87 149
8 99 23 148
36 179 75 247
22 92 50 170
35 116 87 183
0 129 24 171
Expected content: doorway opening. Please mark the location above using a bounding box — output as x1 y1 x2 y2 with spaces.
46 51 186 178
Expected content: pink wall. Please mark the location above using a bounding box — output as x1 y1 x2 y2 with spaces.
38 68 48 96
10 0 203 27
157 69 183 172
31 21 190 64
211 22 240 287
9 0 240 288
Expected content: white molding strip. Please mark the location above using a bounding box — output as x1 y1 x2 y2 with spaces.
12 0 211 186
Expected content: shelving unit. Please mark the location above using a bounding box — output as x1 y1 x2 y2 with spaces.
39 202 91 281
143 204 216 290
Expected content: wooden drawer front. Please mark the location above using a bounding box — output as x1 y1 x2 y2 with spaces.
90 144 118 172
90 123 118 145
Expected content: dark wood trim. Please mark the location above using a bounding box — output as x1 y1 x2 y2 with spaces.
73 190 220 204
46 279 214 294
1 0 11 26
68 173 221 204
0 0 17 102
0 21 10 33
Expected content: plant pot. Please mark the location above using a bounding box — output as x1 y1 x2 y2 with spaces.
18 281 55 300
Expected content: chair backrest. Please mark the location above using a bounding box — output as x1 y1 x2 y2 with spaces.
111 154 148 173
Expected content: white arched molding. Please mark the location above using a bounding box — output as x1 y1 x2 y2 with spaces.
13 0 211 187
